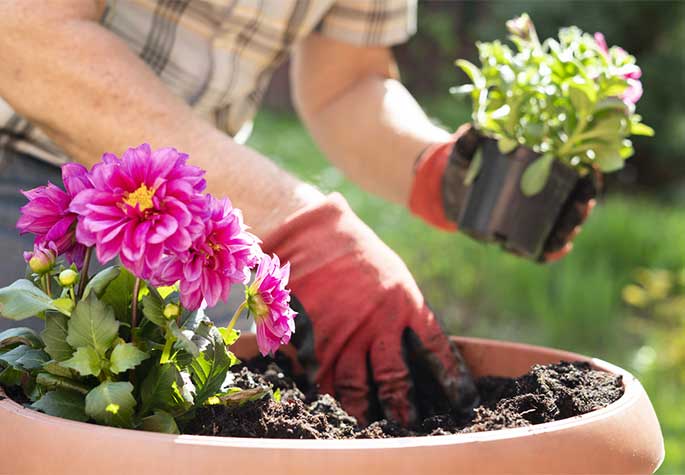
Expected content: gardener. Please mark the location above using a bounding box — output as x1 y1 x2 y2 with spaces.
0 1 594 426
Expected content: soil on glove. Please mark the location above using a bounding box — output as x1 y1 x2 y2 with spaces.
185 358 624 439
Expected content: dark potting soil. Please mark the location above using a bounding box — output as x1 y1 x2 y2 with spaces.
185 358 624 439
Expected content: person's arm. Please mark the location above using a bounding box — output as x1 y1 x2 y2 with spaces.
0 0 322 238
292 33 449 205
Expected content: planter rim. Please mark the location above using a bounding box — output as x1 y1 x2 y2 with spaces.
0 336 651 451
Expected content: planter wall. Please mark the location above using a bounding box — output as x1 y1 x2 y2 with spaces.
0 337 664 475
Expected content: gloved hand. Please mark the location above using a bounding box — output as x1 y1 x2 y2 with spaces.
408 124 598 262
262 193 478 426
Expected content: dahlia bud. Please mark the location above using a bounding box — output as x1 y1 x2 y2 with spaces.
58 269 79 287
24 242 57 274
163 303 180 320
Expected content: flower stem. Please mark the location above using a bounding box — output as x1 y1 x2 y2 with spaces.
131 277 141 343
77 247 93 299
225 302 247 335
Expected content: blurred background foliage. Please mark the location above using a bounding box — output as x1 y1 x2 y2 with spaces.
256 1 683 472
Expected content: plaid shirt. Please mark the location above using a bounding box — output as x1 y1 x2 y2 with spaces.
0 0 416 166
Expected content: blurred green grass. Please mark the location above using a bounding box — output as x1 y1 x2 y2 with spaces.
248 104 684 474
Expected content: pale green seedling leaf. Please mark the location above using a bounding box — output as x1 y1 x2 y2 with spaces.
85 381 136 428
630 122 655 137
521 155 554 196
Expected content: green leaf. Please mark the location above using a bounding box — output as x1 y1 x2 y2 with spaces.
594 146 624 172
0 366 24 386
0 344 49 370
51 298 74 316
170 322 200 357
85 381 136 428
60 347 102 377
141 409 180 434
455 59 486 88
32 390 88 422
190 336 234 406
0 327 42 349
569 83 593 120
42 313 73 362
36 372 90 395
67 294 119 355
43 360 78 379
463 148 483 186
497 137 518 154
0 279 61 320
141 291 166 327
630 122 655 137
100 268 136 323
140 363 187 414
82 267 121 300
109 343 149 374
217 387 270 407
593 97 628 115
521 155 554 197
217 327 240 347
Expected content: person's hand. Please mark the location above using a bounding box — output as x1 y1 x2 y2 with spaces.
408 125 598 262
262 194 478 426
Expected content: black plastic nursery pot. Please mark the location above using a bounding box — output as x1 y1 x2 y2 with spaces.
458 138 579 260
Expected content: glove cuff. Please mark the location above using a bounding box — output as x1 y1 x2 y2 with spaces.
409 139 458 231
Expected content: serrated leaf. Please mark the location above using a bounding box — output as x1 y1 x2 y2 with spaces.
170 322 199 356
32 390 88 422
42 313 73 361
140 363 187 415
109 343 149 374
67 294 119 355
0 344 49 370
85 381 136 428
0 279 61 320
60 347 102 377
190 335 234 405
0 366 24 386
630 122 655 137
217 327 240 347
0 327 42 349
82 267 121 300
36 372 90 395
521 155 554 197
43 360 78 378
142 291 166 327
141 409 180 434
100 268 136 323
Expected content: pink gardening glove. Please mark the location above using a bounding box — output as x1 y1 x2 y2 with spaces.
262 194 477 426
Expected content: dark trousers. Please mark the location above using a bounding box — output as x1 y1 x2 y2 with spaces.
0 149 64 331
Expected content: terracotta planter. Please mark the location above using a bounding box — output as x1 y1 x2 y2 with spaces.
0 337 664 475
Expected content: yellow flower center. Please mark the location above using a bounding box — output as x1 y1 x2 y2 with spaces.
123 184 155 212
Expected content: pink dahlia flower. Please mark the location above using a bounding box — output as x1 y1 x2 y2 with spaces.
16 163 91 266
70 144 206 279
594 32 643 105
156 195 259 311
246 253 297 357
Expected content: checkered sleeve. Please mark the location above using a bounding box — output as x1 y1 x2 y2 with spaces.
319 0 417 47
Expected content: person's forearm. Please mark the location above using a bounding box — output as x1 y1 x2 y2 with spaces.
0 1 321 237
300 76 450 204
292 35 450 205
